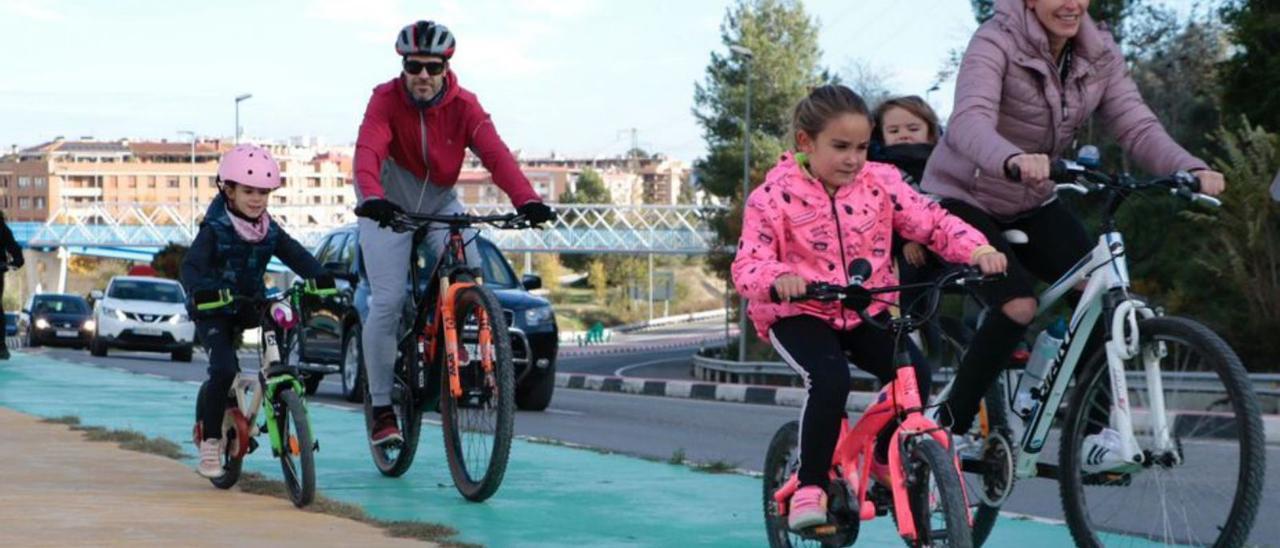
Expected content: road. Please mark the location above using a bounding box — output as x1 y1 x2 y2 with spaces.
30 344 1280 546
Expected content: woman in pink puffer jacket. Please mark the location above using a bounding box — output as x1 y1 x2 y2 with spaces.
732 84 1007 531
920 0 1227 439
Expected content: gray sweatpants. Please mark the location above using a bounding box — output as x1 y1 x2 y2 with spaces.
359 161 481 407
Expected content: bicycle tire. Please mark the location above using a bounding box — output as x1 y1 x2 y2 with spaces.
1058 316 1264 547
276 388 315 507
969 382 1011 547
440 283 514 502
903 437 973 548
363 353 424 477
196 380 242 489
762 421 849 548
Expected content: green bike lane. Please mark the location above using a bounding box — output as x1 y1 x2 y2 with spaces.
0 352 1143 547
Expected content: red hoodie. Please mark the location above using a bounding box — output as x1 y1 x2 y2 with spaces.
353 72 540 207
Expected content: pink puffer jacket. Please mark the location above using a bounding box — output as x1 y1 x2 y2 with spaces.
733 153 990 338
922 0 1208 219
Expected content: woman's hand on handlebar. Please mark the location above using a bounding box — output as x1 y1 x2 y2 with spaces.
971 249 1008 276
1192 169 1226 196
1006 153 1051 183
772 274 808 303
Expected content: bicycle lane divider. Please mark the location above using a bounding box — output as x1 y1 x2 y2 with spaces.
0 352 1152 547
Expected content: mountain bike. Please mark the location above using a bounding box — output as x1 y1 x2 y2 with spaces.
937 158 1264 547
191 280 338 507
355 208 532 502
764 260 1001 548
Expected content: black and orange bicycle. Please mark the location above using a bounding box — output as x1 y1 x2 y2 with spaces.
354 207 535 502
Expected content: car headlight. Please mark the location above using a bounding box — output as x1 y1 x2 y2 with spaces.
34 318 50 330
169 313 188 325
524 305 554 326
102 306 126 321
82 319 96 331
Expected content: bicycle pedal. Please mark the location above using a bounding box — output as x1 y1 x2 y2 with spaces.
247 437 260 454
809 524 838 536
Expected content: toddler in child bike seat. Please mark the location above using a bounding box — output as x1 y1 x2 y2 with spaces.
180 144 332 479
732 85 1007 530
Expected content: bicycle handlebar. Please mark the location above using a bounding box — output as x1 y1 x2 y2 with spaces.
356 209 536 233
1012 159 1221 208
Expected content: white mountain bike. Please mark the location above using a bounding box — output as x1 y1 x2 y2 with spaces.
933 155 1264 547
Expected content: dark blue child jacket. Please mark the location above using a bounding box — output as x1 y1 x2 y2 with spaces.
180 194 324 316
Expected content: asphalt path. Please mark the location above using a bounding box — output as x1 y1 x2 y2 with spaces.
31 344 1280 545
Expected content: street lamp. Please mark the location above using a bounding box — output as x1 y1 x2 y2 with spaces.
177 130 196 233
234 94 253 144
730 43 754 363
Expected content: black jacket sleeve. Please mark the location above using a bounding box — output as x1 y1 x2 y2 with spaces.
274 230 326 280
180 226 220 294
0 222 22 266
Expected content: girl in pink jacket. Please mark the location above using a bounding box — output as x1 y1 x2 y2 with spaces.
732 85 1007 530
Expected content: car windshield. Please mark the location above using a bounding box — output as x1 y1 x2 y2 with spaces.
108 280 185 303
33 296 89 314
480 242 518 289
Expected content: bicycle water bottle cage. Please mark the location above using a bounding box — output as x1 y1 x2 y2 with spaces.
304 278 338 297
194 288 234 311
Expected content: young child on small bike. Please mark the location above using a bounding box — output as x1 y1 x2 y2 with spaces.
732 84 1007 530
181 144 332 479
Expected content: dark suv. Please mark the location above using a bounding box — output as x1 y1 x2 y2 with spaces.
295 224 559 411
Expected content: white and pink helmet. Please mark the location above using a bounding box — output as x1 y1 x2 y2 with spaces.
217 144 281 190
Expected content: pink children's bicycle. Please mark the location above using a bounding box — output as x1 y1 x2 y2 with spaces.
764 260 996 548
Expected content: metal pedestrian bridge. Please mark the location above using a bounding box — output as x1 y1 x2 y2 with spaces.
19 202 726 255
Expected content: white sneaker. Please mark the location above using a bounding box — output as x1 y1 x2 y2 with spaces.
952 431 984 462
198 439 225 479
1080 428 1129 474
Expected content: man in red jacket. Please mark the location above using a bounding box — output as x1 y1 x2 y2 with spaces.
353 20 554 446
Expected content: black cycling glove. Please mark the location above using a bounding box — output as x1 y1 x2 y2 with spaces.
355 198 404 228
517 201 555 227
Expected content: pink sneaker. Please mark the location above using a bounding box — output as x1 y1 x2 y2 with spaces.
788 485 828 530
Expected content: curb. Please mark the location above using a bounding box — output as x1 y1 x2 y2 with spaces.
559 335 729 358
556 372 1280 444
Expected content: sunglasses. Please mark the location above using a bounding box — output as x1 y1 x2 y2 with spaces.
403 59 447 76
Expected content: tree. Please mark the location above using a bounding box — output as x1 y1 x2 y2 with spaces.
589 260 608 303
534 253 564 296
151 243 187 280
840 59 896 109
970 0 1132 28
1178 118 1280 370
558 168 613 272
692 0 827 286
1219 0 1280 132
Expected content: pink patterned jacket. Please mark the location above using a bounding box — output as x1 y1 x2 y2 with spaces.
732 153 989 338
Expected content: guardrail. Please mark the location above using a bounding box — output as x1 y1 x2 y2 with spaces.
691 354 1280 404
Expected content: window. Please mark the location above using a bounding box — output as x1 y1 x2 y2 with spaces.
18 197 30 209
316 234 346 266
0 176 7 188
33 296 89 314
34 177 45 188
340 232 357 269
478 240 518 289
167 177 180 188
311 196 321 204
311 235 334 261
107 280 185 303
34 197 44 209
146 177 156 188
18 177 29 188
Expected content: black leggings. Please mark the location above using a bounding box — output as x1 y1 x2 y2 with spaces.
196 310 256 441
769 314 930 488
938 199 1093 433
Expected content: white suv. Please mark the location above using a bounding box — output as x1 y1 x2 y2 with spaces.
90 276 195 361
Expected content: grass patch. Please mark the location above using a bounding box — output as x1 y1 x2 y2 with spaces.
239 472 478 547
691 460 740 474
668 448 686 465
40 415 81 426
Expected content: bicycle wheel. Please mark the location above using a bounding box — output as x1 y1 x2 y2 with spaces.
440 283 514 502
195 380 242 489
275 387 315 507
902 436 973 548
363 342 424 477
967 382 1014 547
1059 316 1264 547
762 421 853 548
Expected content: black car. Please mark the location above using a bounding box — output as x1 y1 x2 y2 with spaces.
295 225 560 411
23 293 94 348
